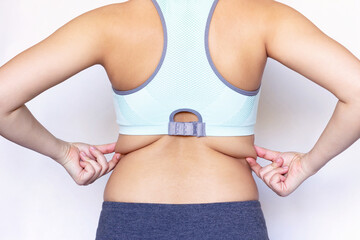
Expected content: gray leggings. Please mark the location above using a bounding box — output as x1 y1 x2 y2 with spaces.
95 200 269 240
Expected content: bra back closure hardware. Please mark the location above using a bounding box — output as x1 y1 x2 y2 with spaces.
168 108 206 137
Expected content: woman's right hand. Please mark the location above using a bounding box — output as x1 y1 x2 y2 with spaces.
245 145 316 197
59 142 122 185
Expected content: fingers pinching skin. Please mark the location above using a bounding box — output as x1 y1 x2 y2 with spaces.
263 165 288 185
78 157 96 185
89 146 109 176
106 153 121 174
80 152 102 184
254 145 282 162
247 146 310 197
89 146 121 175
258 157 284 179
93 142 117 155
62 142 121 186
246 156 284 178
269 171 288 195
79 152 99 184
246 156 289 194
80 146 121 184
245 157 262 178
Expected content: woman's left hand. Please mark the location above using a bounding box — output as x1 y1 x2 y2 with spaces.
245 145 315 197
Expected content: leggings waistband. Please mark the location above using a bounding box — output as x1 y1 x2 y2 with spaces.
101 199 262 211
96 199 269 240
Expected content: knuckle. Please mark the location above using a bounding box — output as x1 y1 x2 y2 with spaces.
102 164 109 172
271 162 279 168
90 146 100 155
264 172 272 183
269 177 277 186
259 169 266 179
94 164 102 172
88 168 95 175
93 168 101 175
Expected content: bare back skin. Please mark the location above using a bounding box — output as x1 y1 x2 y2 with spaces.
102 0 268 203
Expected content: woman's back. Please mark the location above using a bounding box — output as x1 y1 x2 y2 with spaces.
2 0 360 238
101 0 270 203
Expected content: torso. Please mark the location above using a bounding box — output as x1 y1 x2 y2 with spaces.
98 0 269 203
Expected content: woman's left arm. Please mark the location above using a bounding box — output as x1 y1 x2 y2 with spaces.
246 1 360 196
0 7 107 164
263 2 360 175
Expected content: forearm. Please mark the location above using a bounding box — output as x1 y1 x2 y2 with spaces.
304 99 360 174
0 104 70 164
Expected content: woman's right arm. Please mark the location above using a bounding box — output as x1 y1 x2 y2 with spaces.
0 7 105 162
0 4 124 184
246 1 360 196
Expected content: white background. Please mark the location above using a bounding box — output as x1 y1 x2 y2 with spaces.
0 0 359 239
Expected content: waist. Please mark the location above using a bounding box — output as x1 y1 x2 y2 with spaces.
104 135 259 204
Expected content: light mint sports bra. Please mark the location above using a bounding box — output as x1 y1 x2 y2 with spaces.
111 0 261 137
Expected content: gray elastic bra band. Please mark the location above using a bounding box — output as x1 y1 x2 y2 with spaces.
168 108 206 137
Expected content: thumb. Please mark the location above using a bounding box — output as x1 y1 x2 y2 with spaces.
245 157 255 162
254 145 281 161
93 142 117 154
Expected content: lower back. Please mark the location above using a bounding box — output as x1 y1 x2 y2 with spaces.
104 134 259 204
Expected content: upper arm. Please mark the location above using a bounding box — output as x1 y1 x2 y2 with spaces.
0 6 108 114
265 1 360 104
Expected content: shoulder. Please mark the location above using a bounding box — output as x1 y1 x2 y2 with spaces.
51 0 149 63
77 0 157 38
247 0 323 53
221 0 302 33
65 0 147 33
253 0 304 15
238 0 311 26
68 2 129 30
243 0 309 24
85 0 154 24
260 0 316 30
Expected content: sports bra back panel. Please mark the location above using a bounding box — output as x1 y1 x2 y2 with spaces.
111 0 262 137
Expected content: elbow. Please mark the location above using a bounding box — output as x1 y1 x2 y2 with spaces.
349 85 360 104
0 103 7 117
350 78 360 104
355 88 360 105
0 104 10 117
0 103 20 118
0 90 23 116
348 90 360 106
337 88 360 116
0 95 10 117
337 86 360 106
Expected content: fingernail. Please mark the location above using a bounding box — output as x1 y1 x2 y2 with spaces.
80 152 85 156
116 155 120 160
90 146 96 151
276 157 282 163
283 166 288 169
